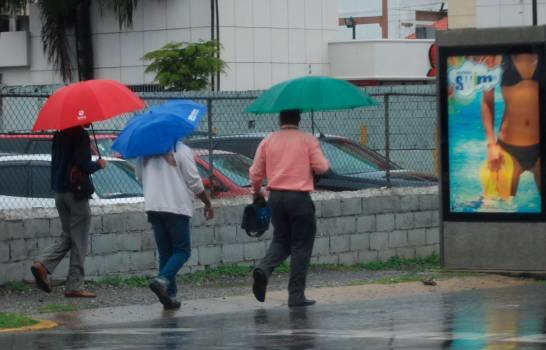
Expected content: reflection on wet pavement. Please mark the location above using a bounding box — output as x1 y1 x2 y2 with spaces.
3 284 546 349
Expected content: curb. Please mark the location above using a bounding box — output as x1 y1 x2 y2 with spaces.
0 320 58 334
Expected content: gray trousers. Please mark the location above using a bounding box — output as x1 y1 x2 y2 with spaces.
256 190 316 304
39 192 91 291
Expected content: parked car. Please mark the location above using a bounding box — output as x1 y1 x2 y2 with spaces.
0 154 144 210
0 132 117 156
185 133 437 191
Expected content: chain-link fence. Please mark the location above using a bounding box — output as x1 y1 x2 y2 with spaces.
0 84 437 210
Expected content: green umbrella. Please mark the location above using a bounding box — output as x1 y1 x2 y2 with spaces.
245 76 377 133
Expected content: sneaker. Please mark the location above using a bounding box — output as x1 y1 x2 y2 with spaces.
164 297 181 310
149 277 171 307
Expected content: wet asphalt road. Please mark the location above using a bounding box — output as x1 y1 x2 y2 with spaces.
3 284 546 350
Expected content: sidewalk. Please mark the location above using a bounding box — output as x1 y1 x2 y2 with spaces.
34 274 533 329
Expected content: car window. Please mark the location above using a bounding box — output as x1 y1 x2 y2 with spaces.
96 138 114 156
320 140 385 174
31 165 54 198
200 154 252 187
195 163 228 193
0 139 30 154
0 165 29 197
91 161 143 199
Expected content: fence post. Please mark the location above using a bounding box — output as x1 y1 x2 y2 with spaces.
207 98 215 198
384 94 391 188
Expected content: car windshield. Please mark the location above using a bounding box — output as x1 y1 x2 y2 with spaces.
201 153 252 187
92 161 143 199
320 139 388 175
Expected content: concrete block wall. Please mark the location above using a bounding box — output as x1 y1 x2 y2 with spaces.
0 186 439 284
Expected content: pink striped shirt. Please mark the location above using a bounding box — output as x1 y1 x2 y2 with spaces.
249 128 329 193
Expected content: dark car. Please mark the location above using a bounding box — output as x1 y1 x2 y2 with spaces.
185 133 437 191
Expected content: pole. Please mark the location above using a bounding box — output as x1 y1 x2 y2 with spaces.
311 110 315 135
207 98 214 198
533 0 538 25
352 26 356 40
384 94 391 188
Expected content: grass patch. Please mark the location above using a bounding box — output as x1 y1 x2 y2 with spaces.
3 282 32 293
0 313 38 329
36 304 78 314
357 254 441 271
97 275 149 288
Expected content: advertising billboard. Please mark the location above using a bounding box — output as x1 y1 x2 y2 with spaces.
441 46 545 220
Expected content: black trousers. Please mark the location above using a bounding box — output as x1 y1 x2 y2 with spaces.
256 190 316 304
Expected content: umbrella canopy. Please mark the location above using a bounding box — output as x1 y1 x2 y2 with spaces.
32 79 145 132
244 76 377 114
111 100 206 159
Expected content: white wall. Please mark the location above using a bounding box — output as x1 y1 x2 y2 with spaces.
328 39 434 81
0 0 338 91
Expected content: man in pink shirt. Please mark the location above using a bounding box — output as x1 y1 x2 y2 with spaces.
249 109 329 307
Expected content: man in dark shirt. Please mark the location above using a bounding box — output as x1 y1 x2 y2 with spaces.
31 126 106 298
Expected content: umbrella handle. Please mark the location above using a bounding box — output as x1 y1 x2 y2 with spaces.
90 124 102 159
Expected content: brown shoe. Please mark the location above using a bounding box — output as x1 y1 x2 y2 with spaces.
30 262 51 293
64 290 96 298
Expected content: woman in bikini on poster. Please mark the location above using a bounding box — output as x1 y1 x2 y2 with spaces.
481 53 541 198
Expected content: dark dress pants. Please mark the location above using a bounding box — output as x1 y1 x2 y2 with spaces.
256 190 316 304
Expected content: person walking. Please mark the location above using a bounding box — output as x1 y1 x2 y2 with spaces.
31 125 106 298
249 109 329 307
136 141 214 309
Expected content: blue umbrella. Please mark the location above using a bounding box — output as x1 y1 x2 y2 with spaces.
112 100 206 159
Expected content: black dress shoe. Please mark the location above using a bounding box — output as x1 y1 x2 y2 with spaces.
164 297 181 310
252 268 268 302
149 278 171 307
288 299 316 307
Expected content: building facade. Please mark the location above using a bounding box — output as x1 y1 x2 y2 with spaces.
0 0 338 91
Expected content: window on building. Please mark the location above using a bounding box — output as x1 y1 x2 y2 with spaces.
415 26 436 39
0 5 29 32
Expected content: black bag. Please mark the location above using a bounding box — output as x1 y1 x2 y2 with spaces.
241 197 271 238
69 165 95 199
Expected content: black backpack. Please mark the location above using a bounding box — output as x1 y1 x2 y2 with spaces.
241 197 271 237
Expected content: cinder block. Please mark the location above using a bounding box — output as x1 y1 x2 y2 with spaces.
408 229 426 246
3 261 32 283
356 215 376 233
357 250 378 263
330 235 350 253
125 212 150 231
313 200 322 217
141 232 157 250
199 246 222 265
414 211 432 228
317 254 338 265
102 213 127 233
191 209 205 227
222 244 244 263
395 213 414 230
214 225 237 244
426 228 440 244
312 237 330 256
341 198 362 216
321 199 341 217
339 252 358 265
89 216 102 234
335 217 356 235
389 230 408 248
364 196 400 214
419 194 438 210
416 245 438 258
395 247 415 259
370 232 388 251
431 211 439 225
223 205 244 225
376 214 395 232
0 240 10 262
23 219 50 238
129 251 156 271
117 233 142 252
316 218 337 236
1 220 24 240
378 249 397 261
243 242 266 260
400 195 419 212
92 234 117 255
203 206 224 226
236 226 254 243
9 239 35 262
186 248 198 266
350 233 370 251
192 227 214 246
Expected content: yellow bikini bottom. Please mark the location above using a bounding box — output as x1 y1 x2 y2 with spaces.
479 150 514 200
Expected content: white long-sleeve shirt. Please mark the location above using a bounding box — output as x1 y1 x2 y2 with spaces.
135 141 204 217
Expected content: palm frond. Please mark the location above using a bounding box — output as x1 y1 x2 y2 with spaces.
98 0 139 28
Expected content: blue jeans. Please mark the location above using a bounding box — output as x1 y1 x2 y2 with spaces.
147 211 191 297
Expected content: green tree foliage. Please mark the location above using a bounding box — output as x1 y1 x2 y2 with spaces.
143 41 226 91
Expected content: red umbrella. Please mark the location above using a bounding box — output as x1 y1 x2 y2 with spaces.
32 79 145 132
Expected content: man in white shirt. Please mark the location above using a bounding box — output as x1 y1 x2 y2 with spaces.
136 141 213 309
